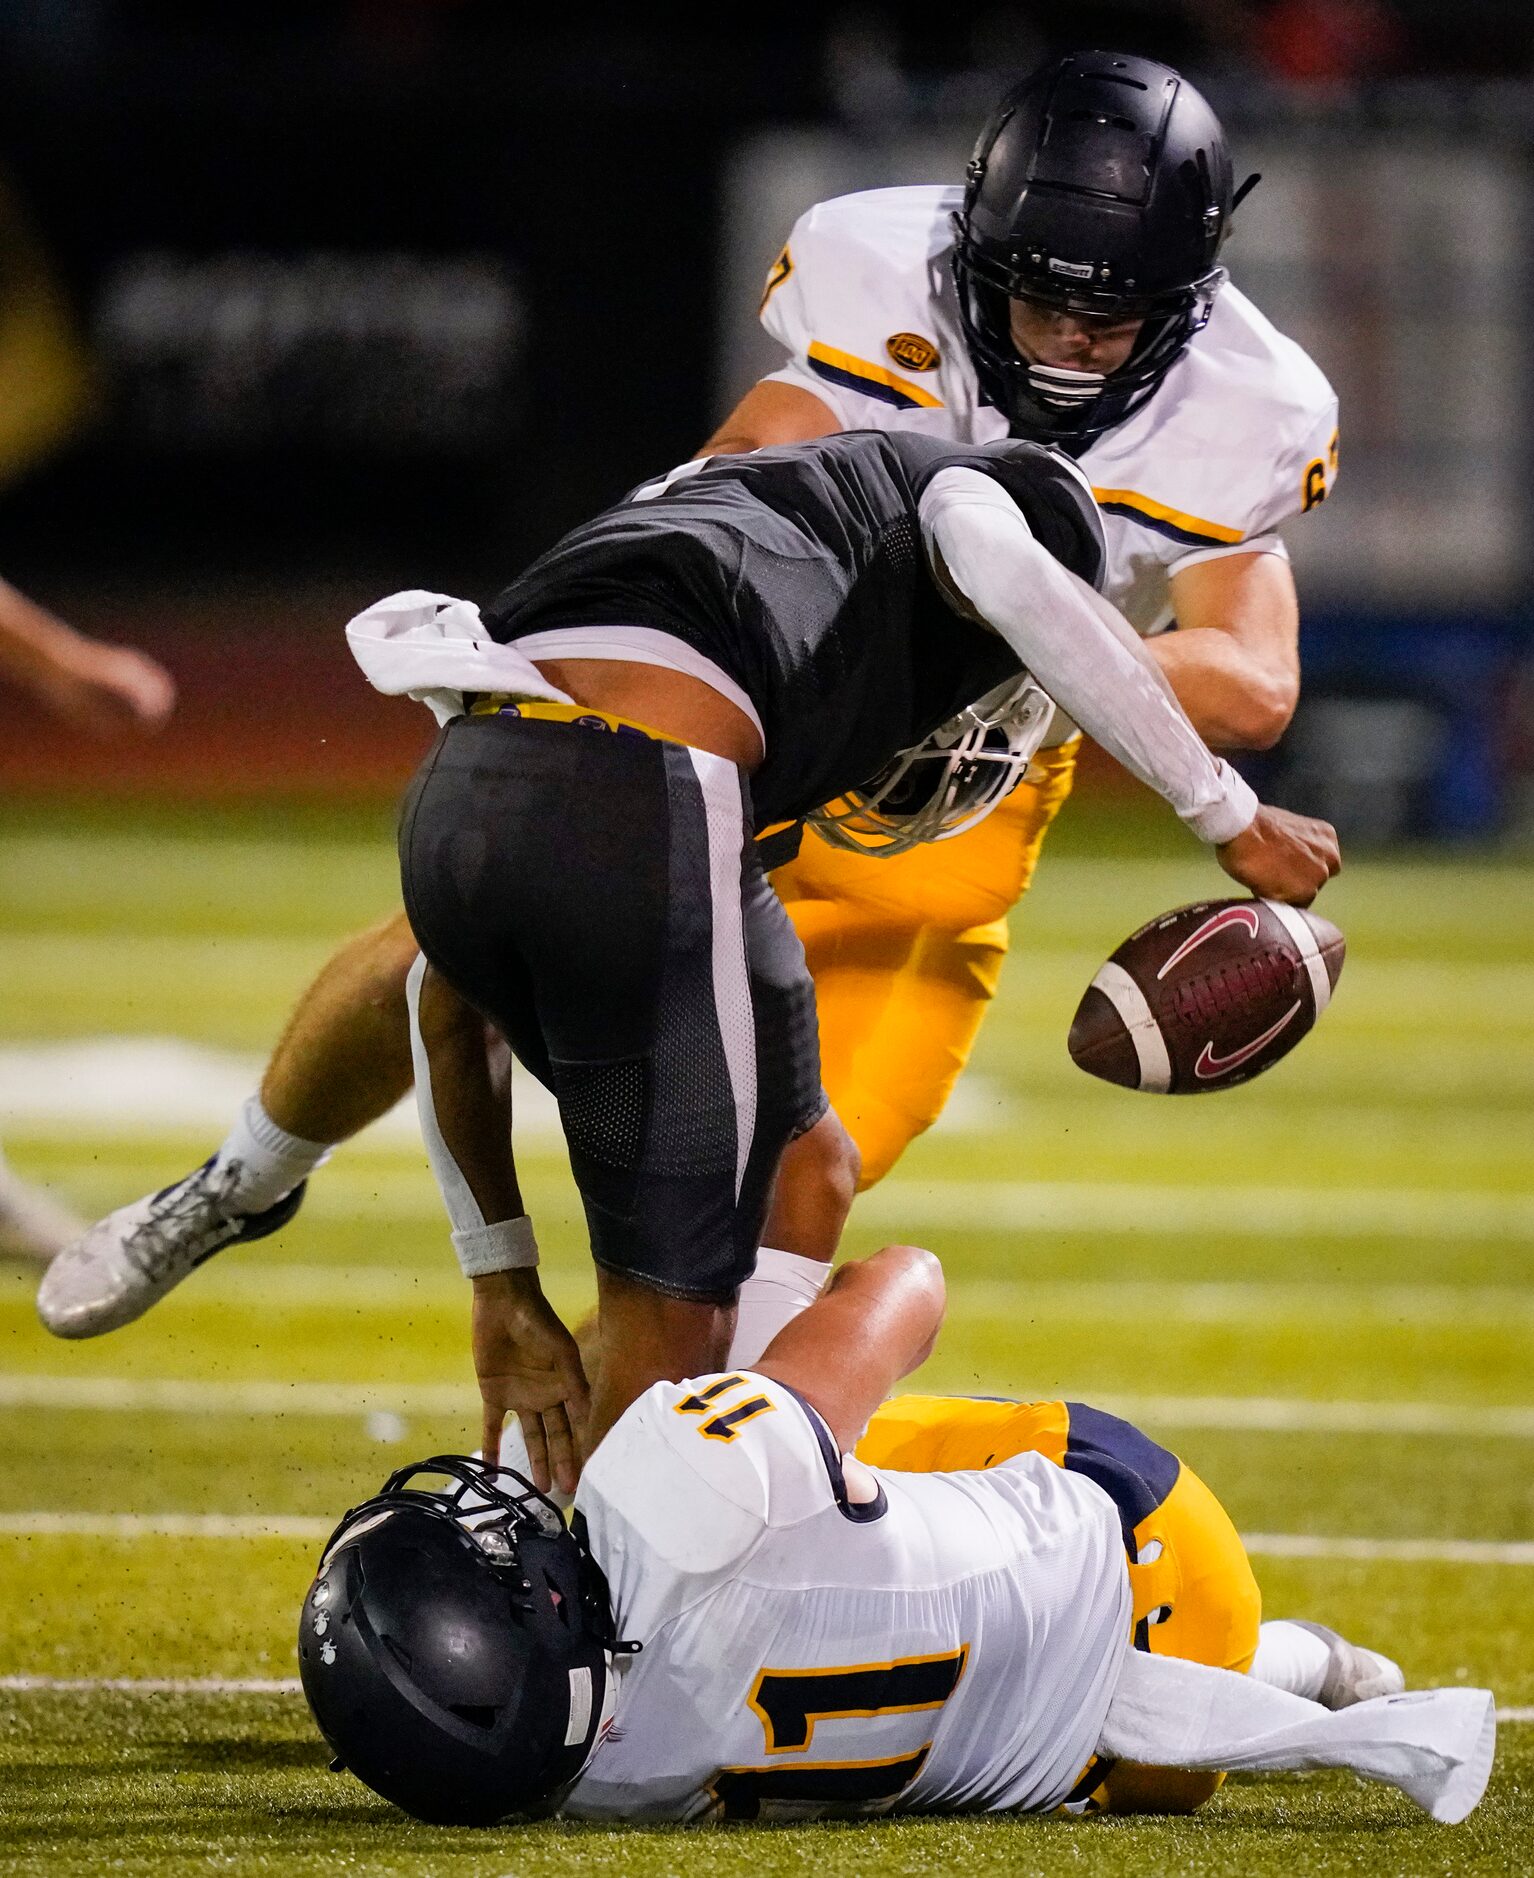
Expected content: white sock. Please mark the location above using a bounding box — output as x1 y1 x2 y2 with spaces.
1250 1619 1336 1700
209 1096 332 1213
726 1247 831 1367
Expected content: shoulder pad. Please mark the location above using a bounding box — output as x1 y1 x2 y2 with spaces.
759 187 967 423
576 1373 841 1578
1084 284 1339 548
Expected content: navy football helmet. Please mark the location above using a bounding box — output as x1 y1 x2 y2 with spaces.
298 1456 635 1825
953 50 1258 446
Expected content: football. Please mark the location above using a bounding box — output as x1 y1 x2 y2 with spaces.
1068 898 1344 1094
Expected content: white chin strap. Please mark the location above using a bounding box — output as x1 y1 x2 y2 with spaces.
1025 359 1107 407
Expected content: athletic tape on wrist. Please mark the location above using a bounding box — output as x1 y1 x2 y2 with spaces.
1186 757 1260 846
452 1215 539 1278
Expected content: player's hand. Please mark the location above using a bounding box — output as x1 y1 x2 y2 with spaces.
1217 804 1341 907
36 638 177 738
471 1269 590 1497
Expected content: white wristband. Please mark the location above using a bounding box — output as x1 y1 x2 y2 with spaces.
1183 758 1260 846
452 1214 539 1279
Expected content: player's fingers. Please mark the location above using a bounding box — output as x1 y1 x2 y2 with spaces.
481 1402 505 1471
542 1405 581 1498
557 1348 593 1421
1298 834 1341 901
517 1409 552 1493
128 666 178 731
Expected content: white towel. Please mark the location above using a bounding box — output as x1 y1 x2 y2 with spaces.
1098 1645 1495 1824
345 589 574 726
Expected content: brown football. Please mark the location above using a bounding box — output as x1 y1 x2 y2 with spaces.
1068 898 1344 1094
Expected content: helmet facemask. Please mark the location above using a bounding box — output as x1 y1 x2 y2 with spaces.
953 231 1225 447
807 678 1056 857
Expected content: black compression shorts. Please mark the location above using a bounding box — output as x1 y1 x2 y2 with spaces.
399 711 826 1301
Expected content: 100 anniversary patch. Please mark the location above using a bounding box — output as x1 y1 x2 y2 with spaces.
885 332 941 372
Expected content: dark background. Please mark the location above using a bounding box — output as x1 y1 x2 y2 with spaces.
1 1 1532 829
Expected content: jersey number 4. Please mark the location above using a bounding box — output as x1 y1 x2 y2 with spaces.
708 1648 969 1820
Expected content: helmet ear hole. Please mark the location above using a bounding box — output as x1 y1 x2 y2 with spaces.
544 1569 572 1625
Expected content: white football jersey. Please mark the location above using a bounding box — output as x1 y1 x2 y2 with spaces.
564 1372 1130 1822
759 185 1339 636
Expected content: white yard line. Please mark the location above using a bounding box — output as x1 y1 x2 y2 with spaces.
1090 1395 1534 1438
0 1373 470 1416
0 1038 558 1145
10 1264 1534 1328
860 1179 1534 1242
3 1032 1532 1239
3 1509 1533 1565
945 1278 1534 1328
6 1372 1534 1438
22 1172 1533 1237
13 1166 1534 1240
0 1675 302 1694
1242 1534 1534 1565
2 1673 1530 1718
0 1511 329 1539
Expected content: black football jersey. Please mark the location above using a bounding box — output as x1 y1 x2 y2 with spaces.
482 429 1105 828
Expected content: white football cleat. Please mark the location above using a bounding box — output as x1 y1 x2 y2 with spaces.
1289 1620 1406 1709
0 1153 87 1263
36 1159 306 1339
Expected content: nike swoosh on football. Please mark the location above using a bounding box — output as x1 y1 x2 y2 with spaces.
1156 903 1262 981
1194 1000 1302 1080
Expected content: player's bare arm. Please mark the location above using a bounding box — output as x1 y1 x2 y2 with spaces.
1152 551 1302 751
0 575 176 737
695 378 840 457
922 467 1338 905
755 1242 945 1453
409 961 590 1494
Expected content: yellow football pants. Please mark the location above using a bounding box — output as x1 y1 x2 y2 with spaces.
771 741 1079 1187
856 1394 1262 1814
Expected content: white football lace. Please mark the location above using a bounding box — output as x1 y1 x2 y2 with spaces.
123 1160 249 1282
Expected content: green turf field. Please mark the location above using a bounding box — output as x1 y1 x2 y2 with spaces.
2 797 1531 1875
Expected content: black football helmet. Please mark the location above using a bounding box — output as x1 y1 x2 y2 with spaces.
953 51 1258 447
297 1456 635 1825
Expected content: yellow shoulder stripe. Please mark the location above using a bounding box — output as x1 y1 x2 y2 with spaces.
806 341 944 412
1091 487 1244 549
